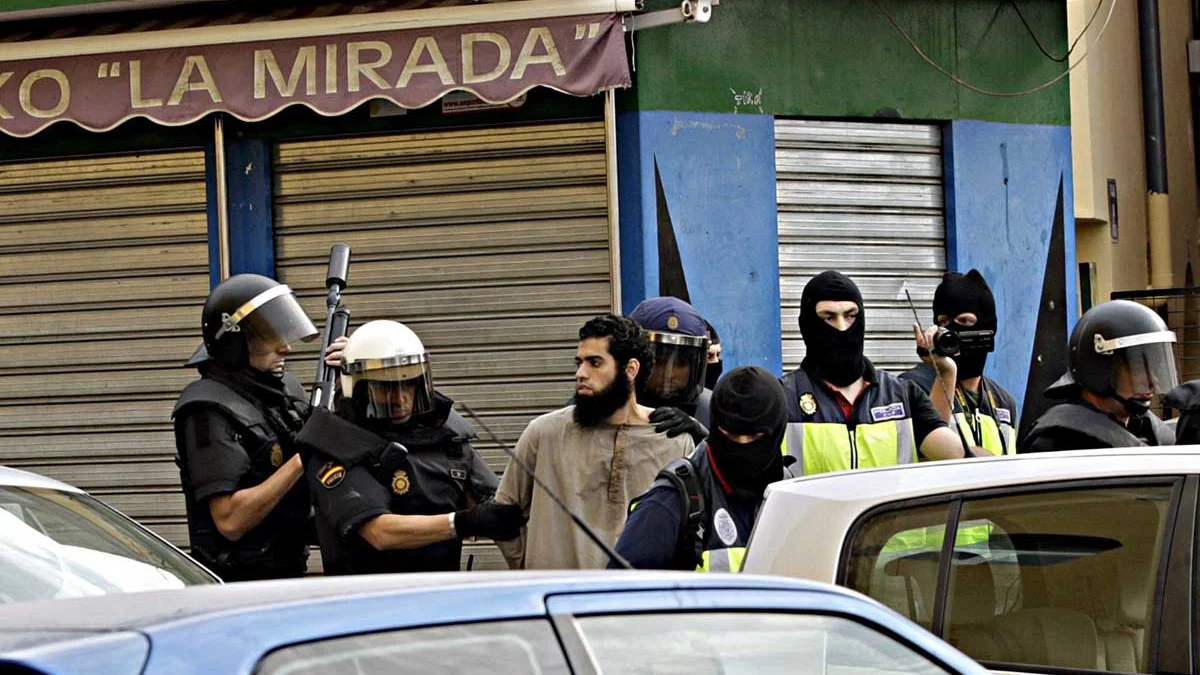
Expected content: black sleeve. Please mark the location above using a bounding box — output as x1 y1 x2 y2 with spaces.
464 442 500 503
178 408 251 502
906 382 948 449
611 486 686 570
307 462 391 538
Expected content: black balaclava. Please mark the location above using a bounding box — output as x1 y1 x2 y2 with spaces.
932 269 997 380
707 366 788 499
799 271 866 387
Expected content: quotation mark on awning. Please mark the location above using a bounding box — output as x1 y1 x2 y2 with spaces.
97 62 122 78
575 23 601 40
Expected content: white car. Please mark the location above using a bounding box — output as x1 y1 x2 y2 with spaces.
743 447 1199 675
0 465 218 602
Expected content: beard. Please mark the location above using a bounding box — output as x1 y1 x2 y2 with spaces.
573 370 633 427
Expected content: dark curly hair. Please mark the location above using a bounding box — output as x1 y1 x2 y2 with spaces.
579 314 655 389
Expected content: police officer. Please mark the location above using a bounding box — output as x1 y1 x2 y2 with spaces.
704 320 724 391
781 271 971 474
173 274 319 581
1022 300 1178 451
297 320 523 574
628 297 713 444
612 366 794 572
900 270 1019 456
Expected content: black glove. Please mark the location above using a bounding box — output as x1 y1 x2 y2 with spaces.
455 501 525 541
650 406 708 444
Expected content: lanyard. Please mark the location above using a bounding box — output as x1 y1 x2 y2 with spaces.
953 380 1007 455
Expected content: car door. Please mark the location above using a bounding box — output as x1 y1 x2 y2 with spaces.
543 587 988 675
836 475 1195 675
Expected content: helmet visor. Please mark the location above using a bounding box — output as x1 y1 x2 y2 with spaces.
351 361 435 421
645 332 709 403
1112 342 1179 396
238 287 319 351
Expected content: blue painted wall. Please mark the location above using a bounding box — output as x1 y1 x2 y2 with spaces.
944 120 1076 419
203 130 276 287
617 110 782 374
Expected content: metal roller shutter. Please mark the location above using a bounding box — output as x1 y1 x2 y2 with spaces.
273 120 612 571
0 149 210 547
776 120 946 374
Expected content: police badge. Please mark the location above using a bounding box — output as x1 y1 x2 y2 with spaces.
799 393 818 416
391 469 411 496
269 442 284 468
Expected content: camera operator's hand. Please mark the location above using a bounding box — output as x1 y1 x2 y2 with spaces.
913 324 957 381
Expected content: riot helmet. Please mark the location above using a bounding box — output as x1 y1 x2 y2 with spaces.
1049 299 1179 414
341 320 435 424
197 274 317 368
628 297 710 405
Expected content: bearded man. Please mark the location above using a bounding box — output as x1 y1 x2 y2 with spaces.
494 314 695 569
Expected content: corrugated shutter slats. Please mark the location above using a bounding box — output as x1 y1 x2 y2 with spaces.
0 149 209 548
776 120 946 373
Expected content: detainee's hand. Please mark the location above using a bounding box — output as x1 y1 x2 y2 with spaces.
913 323 957 380
324 335 349 368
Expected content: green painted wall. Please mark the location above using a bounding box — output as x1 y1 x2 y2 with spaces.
625 0 1070 125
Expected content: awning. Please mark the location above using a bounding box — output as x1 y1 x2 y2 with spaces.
0 0 635 138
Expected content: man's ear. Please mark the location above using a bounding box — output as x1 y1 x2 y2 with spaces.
625 358 641 381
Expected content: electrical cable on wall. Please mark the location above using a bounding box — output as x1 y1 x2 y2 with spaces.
1009 0 1108 63
870 0 1118 98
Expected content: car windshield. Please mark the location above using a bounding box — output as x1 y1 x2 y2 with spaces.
0 485 216 603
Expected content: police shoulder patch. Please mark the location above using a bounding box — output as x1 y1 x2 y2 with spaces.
713 508 738 546
799 393 818 416
870 402 906 422
318 462 345 489
391 469 411 496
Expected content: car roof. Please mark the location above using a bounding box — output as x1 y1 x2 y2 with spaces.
0 571 858 632
766 446 1200 504
0 465 82 493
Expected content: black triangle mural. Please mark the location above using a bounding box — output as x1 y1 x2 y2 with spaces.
655 158 691 303
1017 175 1069 446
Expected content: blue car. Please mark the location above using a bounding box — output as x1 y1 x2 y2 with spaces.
0 571 985 675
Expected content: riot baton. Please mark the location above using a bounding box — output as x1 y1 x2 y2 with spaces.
311 244 351 410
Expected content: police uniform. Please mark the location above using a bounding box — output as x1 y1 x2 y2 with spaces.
301 393 499 574
780 360 947 474
173 365 312 581
613 444 766 573
1022 401 1173 452
899 362 1018 456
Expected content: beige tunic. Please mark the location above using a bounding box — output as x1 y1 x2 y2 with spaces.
495 406 694 570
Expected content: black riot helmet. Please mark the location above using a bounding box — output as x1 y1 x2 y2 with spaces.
1047 299 1179 413
191 274 318 368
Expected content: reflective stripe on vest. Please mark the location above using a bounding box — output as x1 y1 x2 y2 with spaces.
781 419 916 476
698 547 746 573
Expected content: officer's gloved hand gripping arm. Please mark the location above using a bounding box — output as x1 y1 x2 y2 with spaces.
650 407 708 444
299 409 524 551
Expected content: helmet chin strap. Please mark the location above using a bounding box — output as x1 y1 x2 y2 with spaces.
1110 391 1152 416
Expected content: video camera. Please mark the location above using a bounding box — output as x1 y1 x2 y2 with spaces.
929 327 995 357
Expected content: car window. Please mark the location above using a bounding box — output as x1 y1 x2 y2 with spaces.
0 485 215 603
844 483 1175 673
255 619 570 675
573 612 951 675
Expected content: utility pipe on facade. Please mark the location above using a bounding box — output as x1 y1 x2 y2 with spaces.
1141 0 1173 289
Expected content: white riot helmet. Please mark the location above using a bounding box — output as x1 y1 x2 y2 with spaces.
341 320 435 423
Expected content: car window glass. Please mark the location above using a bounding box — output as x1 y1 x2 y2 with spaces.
574 611 951 675
843 483 1173 674
0 486 214 603
945 485 1172 673
255 619 570 675
843 502 951 629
